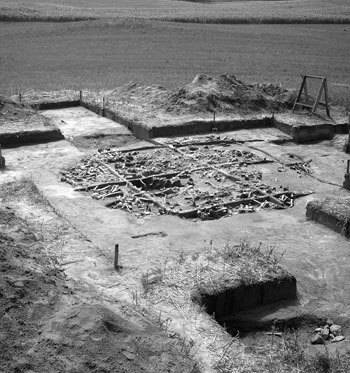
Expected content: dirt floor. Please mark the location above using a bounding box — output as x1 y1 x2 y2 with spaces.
1 105 350 371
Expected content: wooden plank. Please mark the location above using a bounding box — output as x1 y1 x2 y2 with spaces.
178 196 268 218
178 190 312 218
303 80 309 106
74 171 181 191
159 139 285 208
323 79 330 117
303 74 328 80
293 75 306 112
312 78 325 114
294 103 314 109
97 160 173 215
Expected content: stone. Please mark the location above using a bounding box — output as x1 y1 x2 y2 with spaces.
14 281 24 288
314 327 322 333
311 334 325 345
329 333 334 339
332 335 345 343
326 319 334 326
330 324 342 336
321 327 330 339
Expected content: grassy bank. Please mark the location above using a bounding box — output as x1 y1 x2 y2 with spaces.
0 0 349 23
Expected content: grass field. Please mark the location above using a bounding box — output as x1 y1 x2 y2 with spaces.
0 0 349 23
1 20 349 107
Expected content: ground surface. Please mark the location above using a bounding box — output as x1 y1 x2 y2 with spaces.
0 21 349 109
1 107 350 371
0 181 198 373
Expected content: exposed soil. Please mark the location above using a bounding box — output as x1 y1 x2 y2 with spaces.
0 182 198 373
103 73 296 116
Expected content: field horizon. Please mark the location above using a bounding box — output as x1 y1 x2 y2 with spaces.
1 20 349 108
0 0 350 23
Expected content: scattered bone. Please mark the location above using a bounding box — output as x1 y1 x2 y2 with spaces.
61 143 311 220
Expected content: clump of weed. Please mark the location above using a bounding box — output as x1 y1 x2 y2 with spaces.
0 177 48 206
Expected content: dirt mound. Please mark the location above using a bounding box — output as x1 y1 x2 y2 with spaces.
0 95 38 123
164 73 296 114
0 186 197 373
100 74 296 121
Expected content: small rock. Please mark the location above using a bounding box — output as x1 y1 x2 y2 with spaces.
14 281 24 288
330 324 342 336
315 327 322 333
326 319 334 326
321 328 330 339
311 334 325 345
329 333 334 339
332 335 345 343
121 349 135 360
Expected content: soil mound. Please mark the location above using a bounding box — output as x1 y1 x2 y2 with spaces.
0 95 37 123
103 73 296 119
164 73 296 114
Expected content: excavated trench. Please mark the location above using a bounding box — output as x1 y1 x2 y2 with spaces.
193 276 297 320
192 277 346 357
6 98 350 365
16 92 344 145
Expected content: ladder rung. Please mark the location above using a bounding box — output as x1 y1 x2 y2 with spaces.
303 75 326 80
295 103 313 109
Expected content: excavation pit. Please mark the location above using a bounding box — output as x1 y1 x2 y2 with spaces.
12 82 349 145
306 197 350 238
63 138 310 220
193 275 297 320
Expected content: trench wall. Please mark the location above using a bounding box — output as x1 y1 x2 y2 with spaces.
193 276 297 320
22 95 349 144
0 128 64 147
306 201 350 238
274 119 348 143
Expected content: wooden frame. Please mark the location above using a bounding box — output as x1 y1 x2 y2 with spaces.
293 75 330 117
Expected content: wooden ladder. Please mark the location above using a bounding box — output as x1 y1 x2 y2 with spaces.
292 75 330 117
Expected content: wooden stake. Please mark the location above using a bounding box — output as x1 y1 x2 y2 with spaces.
114 244 119 271
102 96 106 117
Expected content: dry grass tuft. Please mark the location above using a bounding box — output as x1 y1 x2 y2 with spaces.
142 240 287 297
0 178 47 206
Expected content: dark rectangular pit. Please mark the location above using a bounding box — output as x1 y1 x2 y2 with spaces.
193 275 297 319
